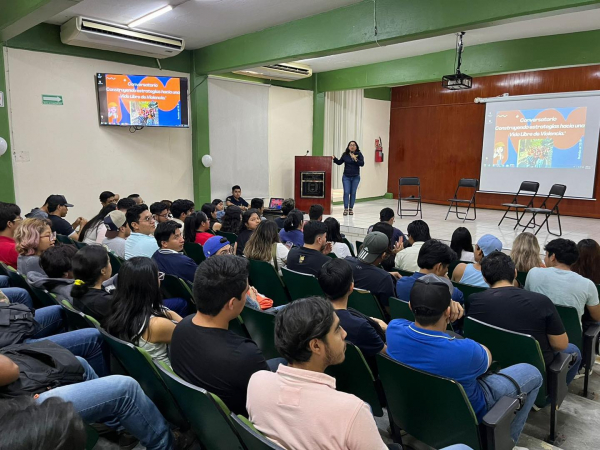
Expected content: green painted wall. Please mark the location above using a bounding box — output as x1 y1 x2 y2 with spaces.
193 0 600 74
190 73 211 206
0 44 15 202
364 87 391 101
315 29 600 92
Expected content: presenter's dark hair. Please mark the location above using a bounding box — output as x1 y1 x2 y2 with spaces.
450 227 474 258
344 140 360 154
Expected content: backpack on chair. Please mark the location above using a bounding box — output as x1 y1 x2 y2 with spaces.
0 303 40 348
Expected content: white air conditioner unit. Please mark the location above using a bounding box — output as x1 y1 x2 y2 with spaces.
233 63 312 82
60 16 185 59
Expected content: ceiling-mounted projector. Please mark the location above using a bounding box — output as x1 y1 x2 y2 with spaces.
442 32 472 90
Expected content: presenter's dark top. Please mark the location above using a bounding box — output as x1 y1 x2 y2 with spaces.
226 196 249 207
333 151 364 177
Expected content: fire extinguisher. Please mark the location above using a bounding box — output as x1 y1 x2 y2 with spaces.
375 136 384 163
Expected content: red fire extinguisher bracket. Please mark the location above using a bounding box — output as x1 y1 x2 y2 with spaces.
375 137 384 163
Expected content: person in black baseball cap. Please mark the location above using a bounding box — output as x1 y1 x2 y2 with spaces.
409 274 463 326
47 195 87 240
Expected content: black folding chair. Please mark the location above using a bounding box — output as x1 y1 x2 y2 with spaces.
497 181 539 227
445 178 478 222
397 177 422 219
516 184 566 236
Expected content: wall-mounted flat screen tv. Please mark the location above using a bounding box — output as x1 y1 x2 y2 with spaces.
96 73 189 128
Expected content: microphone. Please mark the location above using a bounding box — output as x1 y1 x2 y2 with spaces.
305 150 310 156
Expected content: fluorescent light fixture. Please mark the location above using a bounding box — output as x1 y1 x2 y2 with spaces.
128 5 173 28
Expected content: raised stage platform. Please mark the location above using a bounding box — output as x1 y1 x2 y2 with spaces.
324 199 600 251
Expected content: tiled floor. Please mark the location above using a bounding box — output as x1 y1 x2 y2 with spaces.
325 199 600 251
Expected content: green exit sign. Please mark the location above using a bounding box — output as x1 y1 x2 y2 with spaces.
42 95 63 105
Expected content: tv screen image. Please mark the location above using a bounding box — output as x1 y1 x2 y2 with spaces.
96 73 189 128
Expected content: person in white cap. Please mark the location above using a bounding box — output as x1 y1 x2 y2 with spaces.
102 210 130 259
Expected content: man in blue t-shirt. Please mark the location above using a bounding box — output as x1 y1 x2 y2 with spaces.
387 274 542 445
396 240 464 305
317 258 386 370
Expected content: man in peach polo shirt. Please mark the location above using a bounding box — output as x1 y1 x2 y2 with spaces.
246 296 391 450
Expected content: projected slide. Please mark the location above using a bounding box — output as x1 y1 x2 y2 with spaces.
96 73 189 128
479 95 600 199
486 107 586 169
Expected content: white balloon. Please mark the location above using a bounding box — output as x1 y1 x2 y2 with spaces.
0 137 7 156
201 154 213 168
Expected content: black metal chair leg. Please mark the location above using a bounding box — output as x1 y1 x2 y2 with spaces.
445 202 452 220
418 199 422 219
462 203 471 223
548 398 558 443
534 213 550 236
498 208 510 226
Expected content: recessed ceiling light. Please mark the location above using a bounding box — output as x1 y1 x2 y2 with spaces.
128 5 173 28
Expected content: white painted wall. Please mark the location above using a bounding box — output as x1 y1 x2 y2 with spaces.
268 86 313 199
357 97 390 199
5 48 193 221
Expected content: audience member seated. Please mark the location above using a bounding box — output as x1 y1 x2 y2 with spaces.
14 218 55 275
160 199 172 210
150 201 171 224
279 209 304 248
247 296 390 450
345 232 397 308
202 202 222 232
78 203 116 245
106 257 182 367
244 220 289 274
394 219 431 272
99 190 118 208
572 238 600 285
309 204 324 222
212 198 225 221
184 211 213 245
0 355 177 449
102 210 130 259
203 236 234 257
226 185 249 210
25 195 51 219
0 279 34 311
116 197 136 213
124 204 158 260
511 232 544 274
0 201 21 269
318 259 387 364
170 199 195 232
387 274 542 445
450 226 475 262
47 195 86 241
368 207 405 245
274 198 295 229
28 244 78 302
220 205 243 234
251 198 266 221
70 245 113 321
170 255 270 415
235 209 261 256
396 240 465 304
525 238 600 325
286 221 332 276
370 221 402 271
127 193 144 205
469 251 581 384
324 217 351 259
152 220 198 284
452 234 503 288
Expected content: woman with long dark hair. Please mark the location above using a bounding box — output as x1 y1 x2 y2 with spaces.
324 217 351 259
279 209 304 248
105 257 181 367
572 238 600 284
78 203 117 244
70 245 113 321
450 227 474 262
235 209 261 256
244 220 289 274
201 203 221 232
220 205 242 234
183 211 213 245
333 140 364 216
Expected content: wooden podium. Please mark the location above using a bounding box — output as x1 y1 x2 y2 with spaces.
294 156 332 215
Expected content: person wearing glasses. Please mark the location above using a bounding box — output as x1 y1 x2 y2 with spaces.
14 218 56 276
150 202 171 225
0 201 22 269
124 205 159 260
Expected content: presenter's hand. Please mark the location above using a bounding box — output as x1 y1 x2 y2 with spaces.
350 154 358 162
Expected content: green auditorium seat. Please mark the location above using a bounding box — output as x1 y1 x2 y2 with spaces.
183 242 205 264
217 230 238 245
247 259 291 307
281 267 324 300
230 414 284 450
347 288 386 321
160 274 196 312
240 306 279 360
107 251 123 275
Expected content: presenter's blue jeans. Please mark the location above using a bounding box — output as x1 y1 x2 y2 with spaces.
342 175 360 209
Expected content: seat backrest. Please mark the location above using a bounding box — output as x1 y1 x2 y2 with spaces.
389 297 414 321
516 271 528 287
161 275 195 312
217 230 238 245
325 342 383 416
27 283 59 308
281 267 325 300
230 414 284 450
355 241 363 252
4 265 35 297
107 252 122 275
153 360 245 450
549 184 567 197
519 181 540 194
347 288 385 321
248 259 290 307
458 178 479 188
60 299 93 330
56 234 75 246
230 316 250 338
555 305 583 351
95 326 186 427
376 354 481 450
464 317 547 406
0 262 10 277
239 307 279 360
396 268 414 277
399 177 420 186
451 281 487 311
183 242 206 264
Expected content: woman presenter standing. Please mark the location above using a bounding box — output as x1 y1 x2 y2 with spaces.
333 140 364 216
